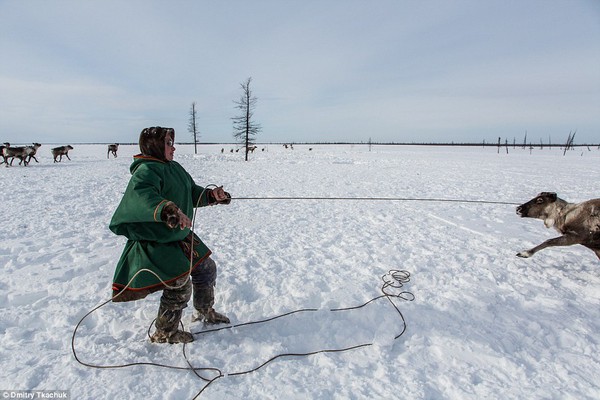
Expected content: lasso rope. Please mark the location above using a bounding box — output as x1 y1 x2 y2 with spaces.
235 196 519 205
72 192 514 398
186 269 414 398
232 196 520 206
72 269 414 398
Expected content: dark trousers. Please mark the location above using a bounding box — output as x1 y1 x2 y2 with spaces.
155 257 219 333
159 257 217 311
191 257 217 288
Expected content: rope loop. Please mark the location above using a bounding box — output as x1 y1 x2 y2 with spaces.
382 269 415 301
72 268 414 399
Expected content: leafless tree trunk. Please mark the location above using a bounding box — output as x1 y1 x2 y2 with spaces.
232 77 261 161
564 130 576 156
188 101 199 154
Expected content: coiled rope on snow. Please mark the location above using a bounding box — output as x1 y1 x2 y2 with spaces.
72 268 414 399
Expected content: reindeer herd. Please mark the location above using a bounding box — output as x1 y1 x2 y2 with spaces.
3 142 308 166
219 144 315 153
1 143 120 167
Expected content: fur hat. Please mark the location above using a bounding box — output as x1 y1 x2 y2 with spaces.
139 126 175 160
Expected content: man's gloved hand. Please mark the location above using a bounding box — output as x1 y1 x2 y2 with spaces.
211 186 231 205
161 201 192 229
219 191 231 205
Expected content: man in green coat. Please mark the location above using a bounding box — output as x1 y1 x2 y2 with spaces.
110 126 230 344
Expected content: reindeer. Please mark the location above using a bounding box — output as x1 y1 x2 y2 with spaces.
52 145 74 163
248 145 258 153
1 142 9 164
516 192 600 260
3 143 41 166
24 143 42 164
107 143 119 158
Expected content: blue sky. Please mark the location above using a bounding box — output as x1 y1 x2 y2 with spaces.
1 0 599 144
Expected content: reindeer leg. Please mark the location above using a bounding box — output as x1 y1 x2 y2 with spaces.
517 234 585 258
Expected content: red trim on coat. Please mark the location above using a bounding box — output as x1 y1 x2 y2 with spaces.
154 199 169 222
111 250 212 293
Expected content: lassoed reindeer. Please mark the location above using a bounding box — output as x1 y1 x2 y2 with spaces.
516 192 600 259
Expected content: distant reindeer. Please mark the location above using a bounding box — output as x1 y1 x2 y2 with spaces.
248 145 258 153
3 143 41 166
516 192 600 259
24 143 42 164
52 145 74 163
1 142 9 164
107 143 119 158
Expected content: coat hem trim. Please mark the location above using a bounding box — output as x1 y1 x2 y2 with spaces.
111 250 212 302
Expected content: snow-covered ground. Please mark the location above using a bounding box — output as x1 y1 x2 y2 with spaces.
1 143 599 399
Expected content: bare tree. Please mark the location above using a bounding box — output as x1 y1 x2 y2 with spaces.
188 101 200 154
564 130 576 156
232 77 261 161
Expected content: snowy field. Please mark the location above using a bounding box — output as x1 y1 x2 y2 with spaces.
1 143 599 400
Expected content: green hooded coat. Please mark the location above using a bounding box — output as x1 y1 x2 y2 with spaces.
109 155 212 302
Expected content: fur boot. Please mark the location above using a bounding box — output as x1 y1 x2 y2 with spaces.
151 306 193 344
192 285 230 324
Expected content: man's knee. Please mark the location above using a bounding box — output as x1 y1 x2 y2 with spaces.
191 257 217 287
160 277 192 310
